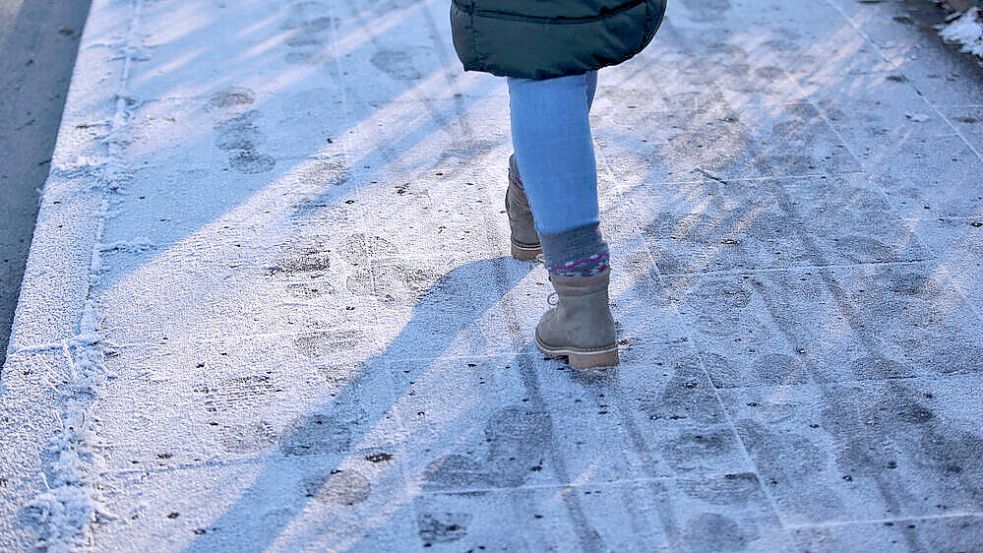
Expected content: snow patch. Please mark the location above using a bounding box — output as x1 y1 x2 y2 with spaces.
98 237 156 253
937 7 983 57
27 332 117 552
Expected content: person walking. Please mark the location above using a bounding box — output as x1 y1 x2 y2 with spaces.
450 0 668 369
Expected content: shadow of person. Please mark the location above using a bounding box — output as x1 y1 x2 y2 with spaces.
182 256 534 552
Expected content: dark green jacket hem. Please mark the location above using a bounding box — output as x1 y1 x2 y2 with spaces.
450 0 667 79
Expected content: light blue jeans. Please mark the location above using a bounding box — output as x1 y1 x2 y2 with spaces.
507 71 599 235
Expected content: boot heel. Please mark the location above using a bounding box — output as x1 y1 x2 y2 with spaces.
568 348 620 369
511 243 542 261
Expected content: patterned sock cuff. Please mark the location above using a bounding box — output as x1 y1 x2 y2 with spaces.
540 223 610 277
548 251 610 277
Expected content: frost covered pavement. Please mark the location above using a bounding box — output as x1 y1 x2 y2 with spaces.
1 0 982 551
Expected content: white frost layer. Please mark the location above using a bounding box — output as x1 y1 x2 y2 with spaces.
17 0 148 547
938 7 983 57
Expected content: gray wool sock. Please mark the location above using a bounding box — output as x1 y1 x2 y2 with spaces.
539 223 610 277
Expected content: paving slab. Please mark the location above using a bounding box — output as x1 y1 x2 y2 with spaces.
792 514 983 553
2 0 981 551
0 352 70 552
721 375 983 526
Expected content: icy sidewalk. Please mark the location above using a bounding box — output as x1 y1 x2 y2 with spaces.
1 0 982 551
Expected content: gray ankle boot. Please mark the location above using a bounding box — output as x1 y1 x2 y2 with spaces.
535 267 619 369
506 154 542 260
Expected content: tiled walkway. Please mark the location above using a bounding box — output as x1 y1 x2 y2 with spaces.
1 0 981 551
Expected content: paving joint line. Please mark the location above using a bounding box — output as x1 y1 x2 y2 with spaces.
416 470 767 498
608 170 869 191
785 510 983 530
657 258 936 279
707 370 983 390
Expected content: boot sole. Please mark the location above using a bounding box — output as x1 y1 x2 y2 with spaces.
511 241 542 261
536 337 620 369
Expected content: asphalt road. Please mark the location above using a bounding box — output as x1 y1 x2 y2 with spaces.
0 0 91 365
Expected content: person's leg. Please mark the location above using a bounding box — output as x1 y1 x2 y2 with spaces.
585 70 598 111
507 71 608 277
507 70 617 368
